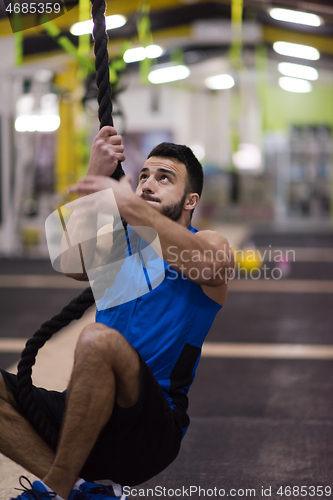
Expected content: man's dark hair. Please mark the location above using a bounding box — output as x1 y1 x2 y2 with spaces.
148 142 204 198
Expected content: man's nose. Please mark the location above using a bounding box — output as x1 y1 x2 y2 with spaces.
142 176 155 192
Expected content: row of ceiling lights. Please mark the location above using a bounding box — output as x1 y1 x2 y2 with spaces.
69 7 324 92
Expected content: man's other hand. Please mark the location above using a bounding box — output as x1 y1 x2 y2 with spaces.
87 126 125 177
67 175 135 216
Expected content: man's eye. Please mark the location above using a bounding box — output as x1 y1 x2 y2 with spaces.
161 175 169 181
140 175 147 181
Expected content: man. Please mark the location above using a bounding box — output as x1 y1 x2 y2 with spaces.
0 126 233 500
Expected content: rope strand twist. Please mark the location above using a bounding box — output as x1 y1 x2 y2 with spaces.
17 0 126 450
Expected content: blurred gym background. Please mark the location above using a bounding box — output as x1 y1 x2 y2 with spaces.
0 0 332 255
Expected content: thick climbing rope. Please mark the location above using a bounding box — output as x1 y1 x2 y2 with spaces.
17 0 125 451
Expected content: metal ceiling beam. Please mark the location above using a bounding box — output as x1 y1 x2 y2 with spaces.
0 0 222 37
1 0 332 62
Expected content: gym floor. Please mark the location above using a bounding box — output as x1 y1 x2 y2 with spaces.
0 224 332 499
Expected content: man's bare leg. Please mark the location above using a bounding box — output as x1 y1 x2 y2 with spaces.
0 374 55 478
43 322 140 500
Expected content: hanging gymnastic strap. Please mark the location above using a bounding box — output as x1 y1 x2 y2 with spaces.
17 0 125 451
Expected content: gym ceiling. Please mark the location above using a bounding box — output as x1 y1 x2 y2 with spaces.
0 0 332 69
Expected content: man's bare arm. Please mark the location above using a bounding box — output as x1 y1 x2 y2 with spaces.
61 126 125 281
122 195 234 286
60 211 114 281
68 176 234 287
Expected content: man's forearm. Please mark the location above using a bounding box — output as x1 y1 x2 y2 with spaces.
66 174 233 285
60 207 98 278
121 196 232 284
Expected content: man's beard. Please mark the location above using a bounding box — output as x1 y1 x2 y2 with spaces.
160 192 187 221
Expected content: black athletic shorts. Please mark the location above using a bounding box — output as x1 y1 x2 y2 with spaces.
0 354 183 486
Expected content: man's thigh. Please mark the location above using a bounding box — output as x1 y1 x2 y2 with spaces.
0 357 182 486
80 353 182 486
72 323 141 408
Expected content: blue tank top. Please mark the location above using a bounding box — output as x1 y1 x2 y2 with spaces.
96 225 222 435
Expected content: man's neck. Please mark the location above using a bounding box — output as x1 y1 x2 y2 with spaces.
175 213 192 228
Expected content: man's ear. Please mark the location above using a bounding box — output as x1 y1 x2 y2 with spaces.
184 193 200 212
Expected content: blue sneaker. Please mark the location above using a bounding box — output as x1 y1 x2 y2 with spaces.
71 481 127 500
11 476 56 499
11 476 127 500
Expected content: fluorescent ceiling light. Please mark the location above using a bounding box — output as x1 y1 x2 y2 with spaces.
270 8 322 27
233 144 262 171
15 115 39 133
37 115 61 132
205 74 235 90
16 94 35 116
34 69 54 83
273 41 320 61
148 65 190 84
15 115 61 132
278 62 318 81
105 15 126 30
70 14 126 36
123 45 164 63
279 76 312 93
40 93 60 115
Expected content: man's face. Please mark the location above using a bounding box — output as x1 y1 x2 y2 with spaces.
135 156 189 222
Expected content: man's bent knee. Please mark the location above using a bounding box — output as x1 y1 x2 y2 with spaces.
76 323 122 357
74 323 140 407
75 323 138 368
